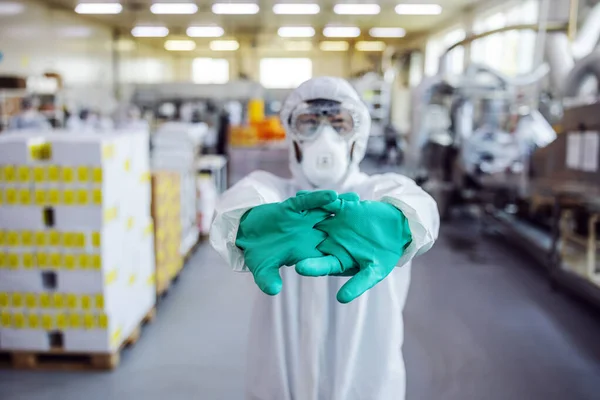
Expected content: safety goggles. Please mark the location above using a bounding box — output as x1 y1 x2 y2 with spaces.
289 101 359 141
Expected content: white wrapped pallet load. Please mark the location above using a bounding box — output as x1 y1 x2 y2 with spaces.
0 131 155 354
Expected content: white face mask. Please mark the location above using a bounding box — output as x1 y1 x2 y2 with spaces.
300 126 351 188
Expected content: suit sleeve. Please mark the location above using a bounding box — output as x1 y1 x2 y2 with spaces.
209 171 286 272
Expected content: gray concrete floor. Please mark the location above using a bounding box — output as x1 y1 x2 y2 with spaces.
1 149 600 399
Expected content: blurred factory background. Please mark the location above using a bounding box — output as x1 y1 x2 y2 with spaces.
1 0 600 399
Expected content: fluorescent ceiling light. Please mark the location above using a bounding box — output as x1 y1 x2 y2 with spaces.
278 26 315 38
273 3 320 14
283 41 313 51
333 4 380 15
395 3 442 15
131 26 169 37
369 27 406 38
150 3 198 14
75 2 122 14
319 41 349 51
210 40 240 51
323 26 360 38
165 39 196 51
212 3 259 14
0 2 25 15
355 41 386 51
187 26 224 37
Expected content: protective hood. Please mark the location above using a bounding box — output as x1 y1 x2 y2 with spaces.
280 76 371 190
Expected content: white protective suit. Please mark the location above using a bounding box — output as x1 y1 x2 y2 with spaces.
211 77 439 400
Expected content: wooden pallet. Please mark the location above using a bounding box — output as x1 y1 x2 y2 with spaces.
0 307 156 371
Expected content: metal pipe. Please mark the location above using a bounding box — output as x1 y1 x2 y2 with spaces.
568 0 579 41
571 1 600 59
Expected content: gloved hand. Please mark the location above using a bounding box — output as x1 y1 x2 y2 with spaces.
296 193 412 303
236 190 338 296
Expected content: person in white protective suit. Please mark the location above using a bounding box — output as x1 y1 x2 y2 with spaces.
210 77 439 400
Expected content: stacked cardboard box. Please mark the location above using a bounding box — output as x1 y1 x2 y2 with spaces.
151 171 183 294
0 131 155 353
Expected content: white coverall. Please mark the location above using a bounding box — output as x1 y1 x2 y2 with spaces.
211 77 439 400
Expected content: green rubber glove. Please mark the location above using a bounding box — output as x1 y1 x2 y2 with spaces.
296 193 413 303
235 190 338 296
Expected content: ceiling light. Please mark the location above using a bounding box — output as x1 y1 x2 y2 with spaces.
210 40 240 51
395 3 442 15
187 26 224 37
273 3 320 14
333 4 380 15
165 39 196 51
284 41 313 51
150 3 198 14
212 3 259 14
355 41 386 51
131 26 169 37
0 2 25 15
278 27 315 38
323 26 360 38
369 27 406 38
75 2 122 14
319 41 349 51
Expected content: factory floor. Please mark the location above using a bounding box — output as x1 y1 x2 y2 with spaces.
2 148 600 400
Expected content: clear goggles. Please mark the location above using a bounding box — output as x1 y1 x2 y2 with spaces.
289 101 359 141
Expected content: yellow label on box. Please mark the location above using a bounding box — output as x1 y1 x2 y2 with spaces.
13 313 25 329
62 167 74 183
111 326 122 347
49 231 61 246
105 269 117 285
63 232 75 247
84 313 95 329
22 253 35 269
48 189 60 205
69 314 81 329
49 253 62 269
0 253 5 269
81 295 91 310
53 293 65 308
92 167 103 183
77 167 90 182
21 231 33 246
8 253 19 270
37 253 48 268
56 313 67 329
28 314 40 329
4 166 16 182
0 293 8 307
7 231 18 246
102 144 115 160
35 231 47 247
98 314 108 329
78 254 90 269
6 188 17 205
42 314 53 330
92 254 102 270
95 294 104 309
62 189 75 205
0 189 3 205
47 165 60 182
0 231 4 245
39 293 51 308
64 254 75 270
140 171 151 183
17 166 31 182
1 311 11 328
104 206 118 222
25 293 37 308
128 274 136 286
92 189 102 205
74 233 85 248
33 166 45 182
76 189 89 205
66 294 78 309
126 216 134 230
144 223 154 237
11 292 23 308
34 189 47 205
147 273 156 286
92 232 101 247
124 159 131 172
19 189 31 205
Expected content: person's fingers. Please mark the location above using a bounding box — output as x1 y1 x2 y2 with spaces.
286 190 337 212
336 264 389 304
296 255 344 276
295 190 311 197
252 263 284 296
338 192 360 202
319 199 343 213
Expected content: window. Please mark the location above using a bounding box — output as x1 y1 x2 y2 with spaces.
192 58 229 84
120 58 171 84
425 27 466 76
259 58 312 88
